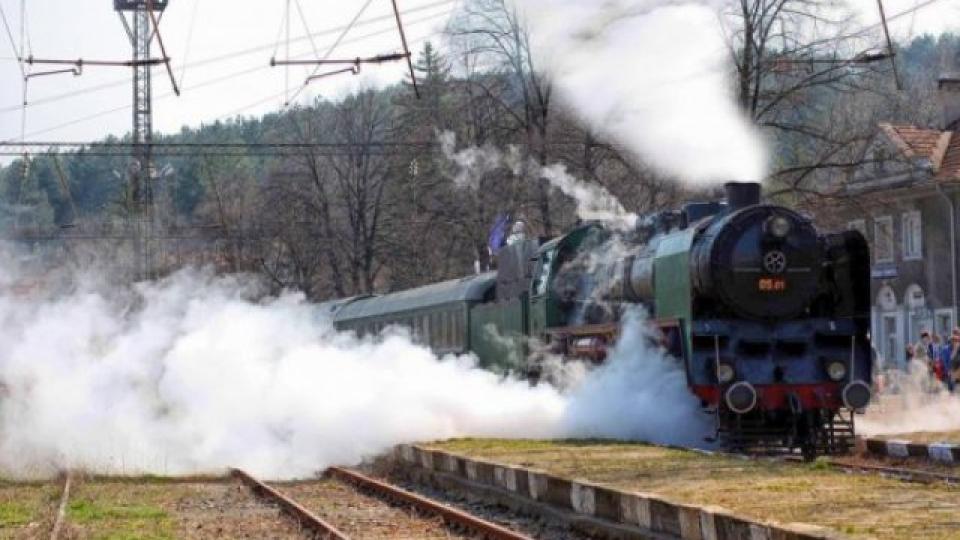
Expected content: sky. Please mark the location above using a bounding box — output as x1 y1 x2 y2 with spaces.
0 0 957 148
0 0 456 146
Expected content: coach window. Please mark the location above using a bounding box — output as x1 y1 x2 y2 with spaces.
440 311 453 349
455 311 464 348
437 311 446 349
440 312 447 348
446 311 454 349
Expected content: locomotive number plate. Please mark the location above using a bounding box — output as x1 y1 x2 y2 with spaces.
758 277 787 292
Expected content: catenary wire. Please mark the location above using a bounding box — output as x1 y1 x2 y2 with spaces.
0 0 24 78
0 0 454 115
178 0 201 87
282 0 377 107
1 9 449 143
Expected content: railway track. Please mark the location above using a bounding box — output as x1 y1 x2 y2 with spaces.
682 438 960 486
805 456 960 486
48 471 72 540
233 467 534 540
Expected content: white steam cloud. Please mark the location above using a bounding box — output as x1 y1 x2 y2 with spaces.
0 252 706 480
507 0 768 184
562 309 711 444
439 131 637 229
859 360 960 437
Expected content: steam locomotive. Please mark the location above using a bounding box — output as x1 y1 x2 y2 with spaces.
317 182 872 457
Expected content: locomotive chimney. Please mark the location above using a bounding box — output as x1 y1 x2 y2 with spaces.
724 181 761 211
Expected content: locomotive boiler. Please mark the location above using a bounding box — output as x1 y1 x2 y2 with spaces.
319 182 872 457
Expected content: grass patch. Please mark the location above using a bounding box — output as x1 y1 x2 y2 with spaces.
0 501 32 526
68 499 168 523
67 496 174 540
427 438 960 539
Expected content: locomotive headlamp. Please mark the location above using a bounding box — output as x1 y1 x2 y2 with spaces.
717 363 735 384
766 215 792 238
827 361 847 381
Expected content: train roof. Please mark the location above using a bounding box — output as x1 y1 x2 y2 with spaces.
313 295 371 322
334 272 496 322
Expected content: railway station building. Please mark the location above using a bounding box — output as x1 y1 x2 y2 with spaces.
828 73 960 370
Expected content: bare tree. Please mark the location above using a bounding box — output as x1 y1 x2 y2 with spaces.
447 0 556 235
723 0 901 199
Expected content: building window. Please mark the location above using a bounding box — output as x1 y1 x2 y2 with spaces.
873 147 889 175
935 308 955 340
874 216 894 263
902 211 922 260
847 219 867 239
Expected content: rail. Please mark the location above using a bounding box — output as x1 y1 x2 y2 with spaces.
783 456 960 485
327 466 534 540
234 466 532 540
230 468 349 540
48 471 72 540
821 458 960 485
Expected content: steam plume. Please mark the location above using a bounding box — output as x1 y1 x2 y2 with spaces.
506 0 768 184
439 131 637 228
0 250 705 480
562 309 712 445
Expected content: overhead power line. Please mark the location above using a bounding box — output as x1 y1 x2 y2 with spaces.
0 139 599 158
214 27 441 120
279 0 377 106
1 9 449 143
0 0 454 116
0 0 24 78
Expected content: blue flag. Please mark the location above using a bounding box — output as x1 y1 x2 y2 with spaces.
488 213 511 255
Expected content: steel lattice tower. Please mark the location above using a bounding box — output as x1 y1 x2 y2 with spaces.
116 0 167 280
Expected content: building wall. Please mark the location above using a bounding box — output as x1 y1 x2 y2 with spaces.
835 188 959 369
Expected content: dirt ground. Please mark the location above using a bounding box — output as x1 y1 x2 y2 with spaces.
426 438 960 540
873 430 960 444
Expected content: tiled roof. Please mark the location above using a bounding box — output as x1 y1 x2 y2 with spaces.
879 123 946 159
936 130 960 181
879 123 960 182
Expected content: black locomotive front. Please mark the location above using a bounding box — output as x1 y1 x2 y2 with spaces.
684 183 872 456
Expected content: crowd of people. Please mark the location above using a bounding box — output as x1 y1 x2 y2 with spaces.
907 329 960 392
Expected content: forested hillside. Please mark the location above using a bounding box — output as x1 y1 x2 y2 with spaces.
1 0 957 300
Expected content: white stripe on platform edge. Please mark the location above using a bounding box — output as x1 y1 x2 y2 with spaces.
928 443 958 463
885 440 910 458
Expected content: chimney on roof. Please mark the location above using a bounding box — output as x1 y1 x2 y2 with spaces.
939 50 960 131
